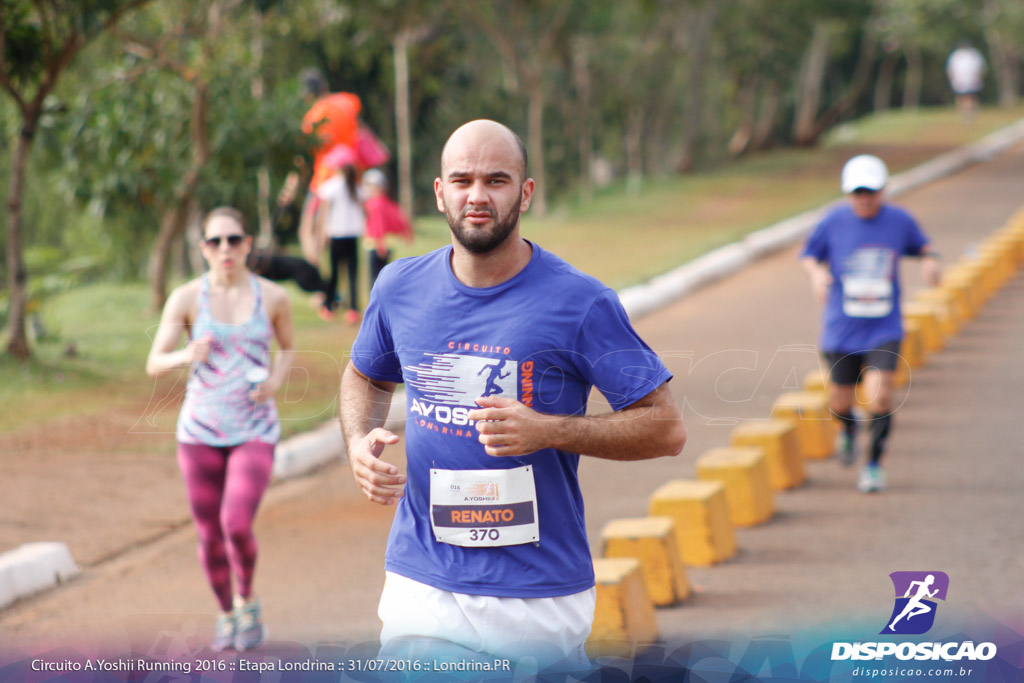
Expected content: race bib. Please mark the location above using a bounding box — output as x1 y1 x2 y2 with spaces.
430 466 540 547
842 276 893 318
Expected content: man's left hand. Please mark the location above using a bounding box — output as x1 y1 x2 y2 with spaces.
468 396 557 457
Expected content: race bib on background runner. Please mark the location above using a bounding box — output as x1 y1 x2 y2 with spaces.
430 466 540 547
841 275 893 318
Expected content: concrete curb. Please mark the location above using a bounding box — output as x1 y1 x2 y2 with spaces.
0 542 80 610
273 116 1024 481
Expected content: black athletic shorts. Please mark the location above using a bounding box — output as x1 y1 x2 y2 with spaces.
823 340 902 386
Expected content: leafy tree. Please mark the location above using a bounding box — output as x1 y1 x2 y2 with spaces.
49 0 307 309
0 0 151 357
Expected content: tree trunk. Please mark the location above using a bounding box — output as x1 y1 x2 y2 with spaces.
902 45 922 110
795 19 878 146
185 199 205 275
571 39 593 204
983 0 1021 108
792 21 832 145
251 12 273 249
393 29 415 219
150 201 193 310
727 76 759 158
989 42 1020 107
625 108 644 197
874 51 898 112
149 83 210 311
677 4 717 174
526 76 547 216
751 81 781 152
4 115 38 358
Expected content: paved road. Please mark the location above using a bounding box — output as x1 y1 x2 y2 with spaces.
3 141 1023 661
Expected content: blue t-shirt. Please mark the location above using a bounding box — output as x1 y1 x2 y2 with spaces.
350 242 673 598
802 204 929 353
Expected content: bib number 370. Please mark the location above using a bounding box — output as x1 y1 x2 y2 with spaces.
429 466 540 547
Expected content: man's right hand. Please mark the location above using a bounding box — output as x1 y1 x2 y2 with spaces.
349 428 405 505
810 267 833 304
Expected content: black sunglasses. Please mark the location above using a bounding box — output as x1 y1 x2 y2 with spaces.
203 234 246 248
852 188 879 196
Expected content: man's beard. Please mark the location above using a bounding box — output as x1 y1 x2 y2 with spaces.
445 197 521 255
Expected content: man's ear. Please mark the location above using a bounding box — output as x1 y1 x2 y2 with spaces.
434 178 445 213
519 178 535 213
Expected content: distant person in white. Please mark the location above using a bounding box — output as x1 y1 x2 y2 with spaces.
889 574 939 631
946 41 986 119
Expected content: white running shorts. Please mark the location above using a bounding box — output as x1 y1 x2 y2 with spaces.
377 571 596 666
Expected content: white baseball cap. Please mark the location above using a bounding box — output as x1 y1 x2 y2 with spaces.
841 154 888 193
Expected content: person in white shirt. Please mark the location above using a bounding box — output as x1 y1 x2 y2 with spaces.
315 150 366 324
946 41 986 119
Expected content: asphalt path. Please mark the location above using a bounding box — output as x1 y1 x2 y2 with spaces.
2 140 1023 662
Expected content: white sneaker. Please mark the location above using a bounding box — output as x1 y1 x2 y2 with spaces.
858 465 885 493
210 612 236 651
233 596 266 651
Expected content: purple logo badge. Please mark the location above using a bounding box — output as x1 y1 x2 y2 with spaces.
881 571 949 635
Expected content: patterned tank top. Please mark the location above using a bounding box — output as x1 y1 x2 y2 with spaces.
176 274 280 446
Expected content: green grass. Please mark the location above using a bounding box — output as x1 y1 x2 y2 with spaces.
4 105 1024 435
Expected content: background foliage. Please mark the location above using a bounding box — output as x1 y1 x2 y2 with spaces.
2 0 1023 351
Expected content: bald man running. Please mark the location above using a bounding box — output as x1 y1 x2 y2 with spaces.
339 120 686 666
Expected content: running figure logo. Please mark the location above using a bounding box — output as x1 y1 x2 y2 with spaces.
405 353 518 406
478 359 511 397
881 571 949 635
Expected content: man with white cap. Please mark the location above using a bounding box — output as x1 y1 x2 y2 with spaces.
801 154 940 492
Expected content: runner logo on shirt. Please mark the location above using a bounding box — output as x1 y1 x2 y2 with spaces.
405 352 518 435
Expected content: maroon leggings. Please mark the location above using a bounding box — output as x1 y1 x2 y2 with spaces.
177 441 275 612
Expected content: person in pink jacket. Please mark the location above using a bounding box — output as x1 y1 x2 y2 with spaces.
361 169 413 289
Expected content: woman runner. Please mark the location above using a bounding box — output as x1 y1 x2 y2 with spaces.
147 207 295 651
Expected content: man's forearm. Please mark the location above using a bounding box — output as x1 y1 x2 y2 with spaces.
548 385 685 461
339 363 397 448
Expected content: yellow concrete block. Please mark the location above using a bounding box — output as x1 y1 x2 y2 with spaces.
968 256 1001 298
893 320 924 392
947 260 990 303
974 240 1015 280
977 244 1014 289
602 517 691 606
942 270 984 318
913 288 960 337
936 280 975 323
696 447 775 527
902 301 944 353
771 391 838 460
802 369 827 395
649 480 736 567
588 558 659 657
730 419 806 490
988 232 1024 269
